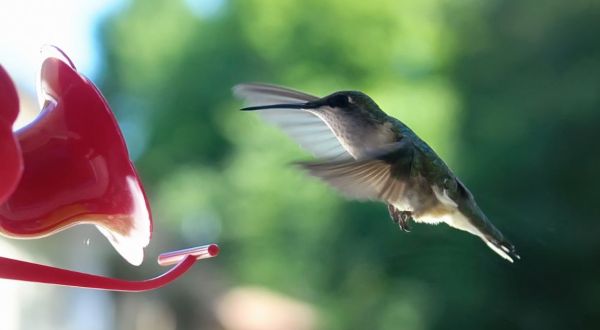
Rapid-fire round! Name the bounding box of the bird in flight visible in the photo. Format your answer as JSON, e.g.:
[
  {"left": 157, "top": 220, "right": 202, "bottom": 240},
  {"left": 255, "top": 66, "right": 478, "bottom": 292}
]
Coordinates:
[{"left": 234, "top": 83, "right": 519, "bottom": 262}]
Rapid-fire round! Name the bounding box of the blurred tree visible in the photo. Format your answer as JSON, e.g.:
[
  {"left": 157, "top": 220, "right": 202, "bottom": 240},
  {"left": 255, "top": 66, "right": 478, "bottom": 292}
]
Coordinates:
[{"left": 99, "top": 0, "right": 600, "bottom": 329}]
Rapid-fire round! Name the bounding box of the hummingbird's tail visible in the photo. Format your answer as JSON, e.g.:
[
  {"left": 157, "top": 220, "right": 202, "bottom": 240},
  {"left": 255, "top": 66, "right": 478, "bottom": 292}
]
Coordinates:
[
  {"left": 446, "top": 208, "right": 520, "bottom": 262},
  {"left": 481, "top": 235, "right": 520, "bottom": 263}
]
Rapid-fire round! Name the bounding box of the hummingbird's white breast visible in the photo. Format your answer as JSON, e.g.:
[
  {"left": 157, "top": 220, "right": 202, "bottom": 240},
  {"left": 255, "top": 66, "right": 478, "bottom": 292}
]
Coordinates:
[{"left": 394, "top": 184, "right": 488, "bottom": 249}]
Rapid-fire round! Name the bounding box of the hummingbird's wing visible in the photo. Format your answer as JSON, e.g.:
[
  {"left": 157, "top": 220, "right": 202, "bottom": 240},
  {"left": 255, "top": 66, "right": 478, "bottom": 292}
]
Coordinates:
[
  {"left": 296, "top": 141, "right": 414, "bottom": 203},
  {"left": 233, "top": 83, "right": 351, "bottom": 160}
]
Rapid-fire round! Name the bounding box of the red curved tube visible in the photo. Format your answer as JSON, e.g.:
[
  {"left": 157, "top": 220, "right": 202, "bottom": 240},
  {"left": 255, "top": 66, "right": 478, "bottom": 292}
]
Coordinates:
[{"left": 0, "top": 244, "right": 219, "bottom": 292}]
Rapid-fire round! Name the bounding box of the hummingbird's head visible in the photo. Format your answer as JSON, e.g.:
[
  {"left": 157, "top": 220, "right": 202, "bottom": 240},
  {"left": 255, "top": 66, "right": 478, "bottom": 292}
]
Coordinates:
[
  {"left": 237, "top": 84, "right": 394, "bottom": 159},
  {"left": 241, "top": 90, "right": 387, "bottom": 122},
  {"left": 321, "top": 91, "right": 385, "bottom": 117},
  {"left": 320, "top": 91, "right": 375, "bottom": 109}
]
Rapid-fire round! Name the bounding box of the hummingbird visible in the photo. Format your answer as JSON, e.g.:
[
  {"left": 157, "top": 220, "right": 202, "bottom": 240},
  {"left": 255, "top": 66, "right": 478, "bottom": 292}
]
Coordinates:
[{"left": 234, "top": 83, "right": 519, "bottom": 262}]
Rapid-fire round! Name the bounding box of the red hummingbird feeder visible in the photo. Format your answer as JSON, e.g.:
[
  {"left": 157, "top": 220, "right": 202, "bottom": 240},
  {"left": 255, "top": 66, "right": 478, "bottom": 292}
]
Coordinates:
[{"left": 0, "top": 46, "right": 219, "bottom": 291}]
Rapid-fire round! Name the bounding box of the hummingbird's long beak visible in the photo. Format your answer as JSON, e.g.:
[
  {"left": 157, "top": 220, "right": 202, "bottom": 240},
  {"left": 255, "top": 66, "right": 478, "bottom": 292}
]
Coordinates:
[{"left": 240, "top": 101, "right": 321, "bottom": 111}]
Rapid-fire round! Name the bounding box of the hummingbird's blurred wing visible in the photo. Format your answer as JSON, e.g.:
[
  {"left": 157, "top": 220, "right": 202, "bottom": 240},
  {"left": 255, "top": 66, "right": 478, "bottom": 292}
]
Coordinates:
[
  {"left": 233, "top": 83, "right": 351, "bottom": 160},
  {"left": 296, "top": 142, "right": 414, "bottom": 203}
]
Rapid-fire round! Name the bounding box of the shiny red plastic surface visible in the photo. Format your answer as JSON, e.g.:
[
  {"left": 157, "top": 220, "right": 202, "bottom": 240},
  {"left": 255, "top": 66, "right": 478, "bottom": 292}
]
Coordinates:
[
  {"left": 0, "top": 49, "right": 152, "bottom": 265},
  {"left": 0, "top": 66, "right": 23, "bottom": 204},
  {"left": 0, "top": 47, "right": 220, "bottom": 291}
]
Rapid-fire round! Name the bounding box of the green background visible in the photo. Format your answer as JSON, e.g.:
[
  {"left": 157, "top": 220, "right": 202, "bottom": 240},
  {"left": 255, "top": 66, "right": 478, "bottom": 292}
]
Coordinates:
[{"left": 97, "top": 0, "right": 600, "bottom": 328}]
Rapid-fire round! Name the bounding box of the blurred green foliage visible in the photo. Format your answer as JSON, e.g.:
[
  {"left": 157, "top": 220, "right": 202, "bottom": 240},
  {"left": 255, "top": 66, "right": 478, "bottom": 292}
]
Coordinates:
[{"left": 99, "top": 0, "right": 600, "bottom": 329}]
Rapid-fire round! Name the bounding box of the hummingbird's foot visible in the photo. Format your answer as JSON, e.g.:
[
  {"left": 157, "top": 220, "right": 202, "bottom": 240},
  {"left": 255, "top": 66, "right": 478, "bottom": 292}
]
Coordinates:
[
  {"left": 387, "top": 205, "right": 412, "bottom": 232},
  {"left": 398, "top": 211, "right": 412, "bottom": 232}
]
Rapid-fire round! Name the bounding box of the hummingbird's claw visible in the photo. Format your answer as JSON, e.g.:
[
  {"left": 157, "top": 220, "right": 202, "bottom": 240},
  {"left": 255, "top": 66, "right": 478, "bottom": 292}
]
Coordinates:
[
  {"left": 399, "top": 211, "right": 412, "bottom": 232},
  {"left": 388, "top": 205, "right": 412, "bottom": 232}
]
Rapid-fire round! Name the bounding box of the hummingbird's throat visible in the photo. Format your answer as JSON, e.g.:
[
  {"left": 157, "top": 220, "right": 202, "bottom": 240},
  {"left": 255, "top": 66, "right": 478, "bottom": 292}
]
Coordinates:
[{"left": 313, "top": 108, "right": 396, "bottom": 159}]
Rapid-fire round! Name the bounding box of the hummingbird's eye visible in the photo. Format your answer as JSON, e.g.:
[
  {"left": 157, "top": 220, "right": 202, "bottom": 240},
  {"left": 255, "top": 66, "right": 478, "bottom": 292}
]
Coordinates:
[{"left": 328, "top": 94, "right": 350, "bottom": 108}]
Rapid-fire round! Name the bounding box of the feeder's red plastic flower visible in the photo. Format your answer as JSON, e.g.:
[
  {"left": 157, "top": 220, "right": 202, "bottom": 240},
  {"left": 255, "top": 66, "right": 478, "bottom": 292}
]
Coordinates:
[
  {"left": 0, "top": 66, "right": 22, "bottom": 204},
  {"left": 0, "top": 48, "right": 151, "bottom": 265},
  {"left": 0, "top": 47, "right": 219, "bottom": 291}
]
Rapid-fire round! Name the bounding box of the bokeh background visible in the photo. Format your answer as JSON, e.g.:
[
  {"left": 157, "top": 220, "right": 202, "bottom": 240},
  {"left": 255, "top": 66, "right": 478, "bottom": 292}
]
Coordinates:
[{"left": 1, "top": 0, "right": 600, "bottom": 329}]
